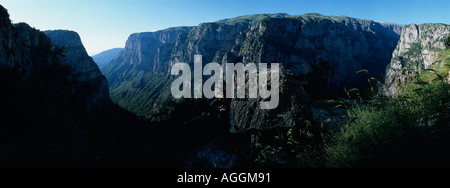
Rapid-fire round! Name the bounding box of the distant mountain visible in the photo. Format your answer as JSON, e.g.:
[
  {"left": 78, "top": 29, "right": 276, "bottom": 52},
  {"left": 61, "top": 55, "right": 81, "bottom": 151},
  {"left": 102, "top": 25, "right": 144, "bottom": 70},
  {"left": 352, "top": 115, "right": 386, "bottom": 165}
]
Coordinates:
[
  {"left": 92, "top": 48, "right": 123, "bottom": 68},
  {"left": 102, "top": 13, "right": 403, "bottom": 131}
]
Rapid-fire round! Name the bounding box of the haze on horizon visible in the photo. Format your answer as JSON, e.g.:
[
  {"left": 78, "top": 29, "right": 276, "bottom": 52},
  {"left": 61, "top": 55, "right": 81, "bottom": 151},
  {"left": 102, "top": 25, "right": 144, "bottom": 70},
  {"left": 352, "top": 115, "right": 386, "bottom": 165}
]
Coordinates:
[{"left": 1, "top": 0, "right": 449, "bottom": 55}]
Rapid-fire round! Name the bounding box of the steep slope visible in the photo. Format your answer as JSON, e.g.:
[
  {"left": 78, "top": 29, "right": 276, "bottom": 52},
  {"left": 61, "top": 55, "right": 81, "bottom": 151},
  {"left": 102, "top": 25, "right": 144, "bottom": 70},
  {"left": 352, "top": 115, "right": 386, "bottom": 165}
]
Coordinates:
[
  {"left": 0, "top": 6, "right": 137, "bottom": 167},
  {"left": 102, "top": 27, "right": 194, "bottom": 116},
  {"left": 92, "top": 48, "right": 123, "bottom": 68},
  {"left": 103, "top": 13, "right": 402, "bottom": 131},
  {"left": 384, "top": 24, "right": 450, "bottom": 96},
  {"left": 45, "top": 30, "right": 114, "bottom": 112}
]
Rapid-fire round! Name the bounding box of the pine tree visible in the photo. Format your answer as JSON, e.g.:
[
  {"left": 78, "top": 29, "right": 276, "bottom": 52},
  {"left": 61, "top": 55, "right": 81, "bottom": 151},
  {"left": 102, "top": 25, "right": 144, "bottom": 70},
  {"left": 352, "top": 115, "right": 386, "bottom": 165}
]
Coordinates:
[{"left": 445, "top": 35, "right": 450, "bottom": 49}]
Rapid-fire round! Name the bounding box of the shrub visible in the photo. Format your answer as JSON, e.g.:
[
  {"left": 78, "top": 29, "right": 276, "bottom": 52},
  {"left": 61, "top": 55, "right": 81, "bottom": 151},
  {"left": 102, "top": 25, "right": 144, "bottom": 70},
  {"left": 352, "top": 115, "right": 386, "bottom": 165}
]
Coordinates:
[
  {"left": 326, "top": 77, "right": 450, "bottom": 167},
  {"left": 254, "top": 125, "right": 328, "bottom": 168}
]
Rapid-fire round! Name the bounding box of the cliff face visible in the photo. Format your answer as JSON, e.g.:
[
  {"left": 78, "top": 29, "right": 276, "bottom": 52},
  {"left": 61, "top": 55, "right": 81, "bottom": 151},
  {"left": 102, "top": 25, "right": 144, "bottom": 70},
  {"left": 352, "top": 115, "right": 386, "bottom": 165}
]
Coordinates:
[
  {"left": 103, "top": 13, "right": 402, "bottom": 131},
  {"left": 230, "top": 15, "right": 402, "bottom": 131},
  {"left": 45, "top": 30, "right": 113, "bottom": 112},
  {"left": 236, "top": 15, "right": 402, "bottom": 95},
  {"left": 384, "top": 24, "right": 450, "bottom": 96},
  {"left": 103, "top": 27, "right": 193, "bottom": 88},
  {"left": 0, "top": 6, "right": 136, "bottom": 166}
]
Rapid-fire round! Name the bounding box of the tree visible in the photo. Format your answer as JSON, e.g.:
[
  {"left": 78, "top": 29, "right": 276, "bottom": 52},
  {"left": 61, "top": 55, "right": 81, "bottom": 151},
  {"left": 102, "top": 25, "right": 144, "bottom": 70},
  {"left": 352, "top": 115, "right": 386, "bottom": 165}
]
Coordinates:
[{"left": 445, "top": 35, "right": 450, "bottom": 49}]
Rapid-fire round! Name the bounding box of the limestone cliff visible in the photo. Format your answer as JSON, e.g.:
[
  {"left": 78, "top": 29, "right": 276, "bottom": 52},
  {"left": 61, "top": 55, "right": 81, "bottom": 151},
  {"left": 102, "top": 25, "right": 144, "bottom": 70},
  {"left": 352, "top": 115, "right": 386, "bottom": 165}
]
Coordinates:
[
  {"left": 230, "top": 14, "right": 402, "bottom": 131},
  {"left": 384, "top": 24, "right": 450, "bottom": 96},
  {"left": 103, "top": 13, "right": 402, "bottom": 131}
]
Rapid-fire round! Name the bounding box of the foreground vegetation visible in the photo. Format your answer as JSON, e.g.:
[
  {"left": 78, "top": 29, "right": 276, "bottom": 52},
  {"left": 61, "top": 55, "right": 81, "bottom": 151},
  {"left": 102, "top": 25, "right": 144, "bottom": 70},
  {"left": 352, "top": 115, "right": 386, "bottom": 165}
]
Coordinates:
[
  {"left": 256, "top": 48, "right": 450, "bottom": 168},
  {"left": 327, "top": 79, "right": 449, "bottom": 167}
]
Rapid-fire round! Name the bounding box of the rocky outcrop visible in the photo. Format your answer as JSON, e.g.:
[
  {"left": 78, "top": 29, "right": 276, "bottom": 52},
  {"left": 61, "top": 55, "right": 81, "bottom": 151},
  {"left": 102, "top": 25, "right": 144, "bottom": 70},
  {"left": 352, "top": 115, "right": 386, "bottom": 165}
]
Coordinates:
[
  {"left": 384, "top": 24, "right": 450, "bottom": 96},
  {"left": 103, "top": 13, "right": 402, "bottom": 131}
]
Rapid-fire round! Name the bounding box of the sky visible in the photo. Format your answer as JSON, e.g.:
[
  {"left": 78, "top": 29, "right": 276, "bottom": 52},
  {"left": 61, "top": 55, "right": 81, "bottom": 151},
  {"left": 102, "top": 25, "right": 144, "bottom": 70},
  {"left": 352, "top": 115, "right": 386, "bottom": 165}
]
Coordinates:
[{"left": 1, "top": 0, "right": 449, "bottom": 55}]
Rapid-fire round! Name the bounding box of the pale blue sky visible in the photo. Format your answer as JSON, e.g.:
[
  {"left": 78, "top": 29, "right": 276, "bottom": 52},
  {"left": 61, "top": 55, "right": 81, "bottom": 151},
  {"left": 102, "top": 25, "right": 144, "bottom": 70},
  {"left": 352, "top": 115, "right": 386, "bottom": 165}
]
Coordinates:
[{"left": 1, "top": 0, "right": 449, "bottom": 55}]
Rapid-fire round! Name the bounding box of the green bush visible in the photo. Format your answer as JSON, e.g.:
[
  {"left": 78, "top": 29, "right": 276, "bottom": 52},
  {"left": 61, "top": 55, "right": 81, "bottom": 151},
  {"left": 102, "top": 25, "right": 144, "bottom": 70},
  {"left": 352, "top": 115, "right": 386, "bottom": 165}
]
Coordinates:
[
  {"left": 326, "top": 77, "right": 450, "bottom": 167},
  {"left": 254, "top": 124, "right": 327, "bottom": 168}
]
